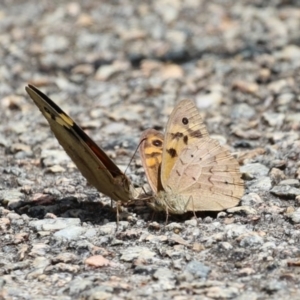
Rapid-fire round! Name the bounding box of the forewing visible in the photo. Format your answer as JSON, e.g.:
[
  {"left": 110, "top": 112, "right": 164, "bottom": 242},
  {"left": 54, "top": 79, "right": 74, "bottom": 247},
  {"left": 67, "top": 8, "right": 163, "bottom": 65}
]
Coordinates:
[
  {"left": 25, "top": 84, "right": 134, "bottom": 202},
  {"left": 161, "top": 99, "right": 209, "bottom": 187}
]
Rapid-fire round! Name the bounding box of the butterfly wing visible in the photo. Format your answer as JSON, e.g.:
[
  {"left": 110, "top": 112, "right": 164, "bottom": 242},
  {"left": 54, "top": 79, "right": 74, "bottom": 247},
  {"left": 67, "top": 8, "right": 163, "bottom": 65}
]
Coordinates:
[
  {"left": 25, "top": 84, "right": 135, "bottom": 202},
  {"left": 160, "top": 99, "right": 209, "bottom": 187},
  {"left": 164, "top": 137, "right": 244, "bottom": 211},
  {"left": 139, "top": 129, "right": 164, "bottom": 194}
]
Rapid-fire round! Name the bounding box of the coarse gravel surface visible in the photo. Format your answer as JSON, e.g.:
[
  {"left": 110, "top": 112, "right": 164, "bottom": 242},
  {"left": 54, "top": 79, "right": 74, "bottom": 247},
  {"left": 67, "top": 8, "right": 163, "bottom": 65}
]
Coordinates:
[{"left": 1, "top": 0, "right": 300, "bottom": 299}]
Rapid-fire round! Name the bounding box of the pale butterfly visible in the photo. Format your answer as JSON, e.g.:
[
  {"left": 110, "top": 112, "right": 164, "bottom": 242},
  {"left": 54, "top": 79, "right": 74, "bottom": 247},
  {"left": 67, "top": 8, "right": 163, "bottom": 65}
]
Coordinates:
[{"left": 139, "top": 99, "right": 244, "bottom": 214}]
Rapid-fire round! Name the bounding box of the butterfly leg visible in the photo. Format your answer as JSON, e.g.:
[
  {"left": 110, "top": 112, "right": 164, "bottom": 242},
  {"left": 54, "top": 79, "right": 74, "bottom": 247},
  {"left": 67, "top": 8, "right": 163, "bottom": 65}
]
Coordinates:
[
  {"left": 115, "top": 200, "right": 121, "bottom": 231},
  {"left": 187, "top": 196, "right": 197, "bottom": 221},
  {"left": 149, "top": 209, "right": 156, "bottom": 222},
  {"left": 165, "top": 208, "right": 169, "bottom": 225},
  {"left": 141, "top": 185, "right": 152, "bottom": 196}
]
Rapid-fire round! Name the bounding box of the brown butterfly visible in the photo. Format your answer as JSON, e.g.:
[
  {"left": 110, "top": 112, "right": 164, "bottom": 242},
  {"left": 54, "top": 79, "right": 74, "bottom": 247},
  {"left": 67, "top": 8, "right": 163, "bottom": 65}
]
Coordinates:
[
  {"left": 25, "top": 85, "right": 137, "bottom": 203},
  {"left": 139, "top": 99, "right": 244, "bottom": 214}
]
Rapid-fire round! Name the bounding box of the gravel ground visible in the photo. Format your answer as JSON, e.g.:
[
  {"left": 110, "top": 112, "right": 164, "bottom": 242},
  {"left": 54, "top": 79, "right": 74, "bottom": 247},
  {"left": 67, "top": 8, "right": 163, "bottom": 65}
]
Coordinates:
[{"left": 1, "top": 0, "right": 300, "bottom": 299}]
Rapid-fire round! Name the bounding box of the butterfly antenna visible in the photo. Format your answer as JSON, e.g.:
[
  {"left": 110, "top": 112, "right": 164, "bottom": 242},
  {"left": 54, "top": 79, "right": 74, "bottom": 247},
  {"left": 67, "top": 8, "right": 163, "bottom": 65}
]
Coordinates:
[{"left": 123, "top": 139, "right": 145, "bottom": 176}]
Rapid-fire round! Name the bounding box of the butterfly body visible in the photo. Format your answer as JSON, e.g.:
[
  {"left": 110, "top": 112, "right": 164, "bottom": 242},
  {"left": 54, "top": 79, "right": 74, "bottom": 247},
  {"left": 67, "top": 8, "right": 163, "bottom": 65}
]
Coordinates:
[
  {"left": 151, "top": 192, "right": 188, "bottom": 214},
  {"left": 140, "top": 100, "right": 244, "bottom": 214},
  {"left": 26, "top": 85, "right": 136, "bottom": 203}
]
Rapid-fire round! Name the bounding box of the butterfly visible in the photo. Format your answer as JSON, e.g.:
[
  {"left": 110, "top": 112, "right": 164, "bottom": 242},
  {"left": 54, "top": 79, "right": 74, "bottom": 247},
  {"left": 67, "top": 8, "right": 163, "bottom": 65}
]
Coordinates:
[
  {"left": 25, "top": 84, "right": 137, "bottom": 203},
  {"left": 139, "top": 99, "right": 244, "bottom": 214}
]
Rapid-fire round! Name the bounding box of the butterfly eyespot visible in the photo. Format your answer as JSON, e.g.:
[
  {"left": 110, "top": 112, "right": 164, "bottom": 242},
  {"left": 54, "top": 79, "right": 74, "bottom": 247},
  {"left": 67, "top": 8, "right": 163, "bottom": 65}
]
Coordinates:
[
  {"left": 191, "top": 154, "right": 194, "bottom": 158},
  {"left": 153, "top": 139, "right": 163, "bottom": 147},
  {"left": 182, "top": 117, "right": 189, "bottom": 125}
]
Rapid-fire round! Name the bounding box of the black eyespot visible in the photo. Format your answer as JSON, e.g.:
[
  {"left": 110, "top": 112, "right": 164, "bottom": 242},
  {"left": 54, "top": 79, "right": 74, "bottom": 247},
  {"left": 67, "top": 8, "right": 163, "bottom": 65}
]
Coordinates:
[
  {"left": 153, "top": 139, "right": 163, "bottom": 147},
  {"left": 182, "top": 117, "right": 188, "bottom": 125},
  {"left": 191, "top": 154, "right": 194, "bottom": 158}
]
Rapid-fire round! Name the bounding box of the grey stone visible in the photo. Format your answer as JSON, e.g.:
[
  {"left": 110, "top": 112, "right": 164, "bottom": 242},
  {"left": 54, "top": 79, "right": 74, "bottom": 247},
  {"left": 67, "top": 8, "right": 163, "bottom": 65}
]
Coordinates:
[
  {"left": 196, "top": 89, "right": 223, "bottom": 109},
  {"left": 41, "top": 149, "right": 70, "bottom": 167},
  {"left": 278, "top": 45, "right": 300, "bottom": 61},
  {"left": 0, "top": 189, "right": 24, "bottom": 203},
  {"left": 172, "top": 259, "right": 182, "bottom": 270},
  {"left": 184, "top": 219, "right": 198, "bottom": 227},
  {"left": 32, "top": 257, "right": 51, "bottom": 269},
  {"left": 239, "top": 235, "right": 264, "bottom": 248},
  {"left": 184, "top": 261, "right": 211, "bottom": 279},
  {"left": 102, "top": 122, "right": 131, "bottom": 135},
  {"left": 217, "top": 211, "right": 227, "bottom": 218},
  {"left": 251, "top": 177, "right": 272, "bottom": 191},
  {"left": 165, "top": 249, "right": 185, "bottom": 259},
  {"left": 81, "top": 287, "right": 113, "bottom": 300},
  {"left": 261, "top": 242, "right": 276, "bottom": 250},
  {"left": 69, "top": 278, "right": 93, "bottom": 295},
  {"left": 206, "top": 286, "right": 239, "bottom": 299},
  {"left": 121, "top": 246, "right": 156, "bottom": 262},
  {"left": 98, "top": 221, "right": 130, "bottom": 235},
  {"left": 231, "top": 103, "right": 256, "bottom": 120},
  {"left": 279, "top": 179, "right": 300, "bottom": 187},
  {"left": 98, "top": 222, "right": 117, "bottom": 235},
  {"left": 235, "top": 292, "right": 259, "bottom": 300},
  {"left": 286, "top": 113, "right": 300, "bottom": 123},
  {"left": 288, "top": 208, "right": 300, "bottom": 223},
  {"left": 227, "top": 206, "right": 257, "bottom": 215},
  {"left": 53, "top": 226, "right": 86, "bottom": 241},
  {"left": 153, "top": 268, "right": 175, "bottom": 280},
  {"left": 26, "top": 268, "right": 45, "bottom": 279},
  {"left": 3, "top": 166, "right": 23, "bottom": 176},
  {"left": 263, "top": 112, "right": 285, "bottom": 127},
  {"left": 166, "top": 222, "right": 183, "bottom": 231},
  {"left": 241, "top": 193, "right": 263, "bottom": 206},
  {"left": 110, "top": 238, "right": 124, "bottom": 246},
  {"left": 43, "top": 188, "right": 62, "bottom": 197},
  {"left": 219, "top": 242, "right": 233, "bottom": 251},
  {"left": 263, "top": 280, "right": 286, "bottom": 293},
  {"left": 225, "top": 224, "right": 249, "bottom": 239},
  {"left": 134, "top": 265, "right": 156, "bottom": 275},
  {"left": 0, "top": 134, "right": 8, "bottom": 147},
  {"left": 205, "top": 232, "right": 224, "bottom": 246},
  {"left": 240, "top": 163, "right": 269, "bottom": 179},
  {"left": 52, "top": 252, "right": 78, "bottom": 264},
  {"left": 7, "top": 212, "right": 21, "bottom": 220},
  {"left": 270, "top": 185, "right": 300, "bottom": 198},
  {"left": 2, "top": 261, "right": 31, "bottom": 273},
  {"left": 151, "top": 279, "right": 176, "bottom": 291},
  {"left": 203, "top": 216, "right": 213, "bottom": 223},
  {"left": 43, "top": 35, "right": 69, "bottom": 52},
  {"left": 29, "top": 218, "right": 81, "bottom": 231},
  {"left": 84, "top": 228, "right": 97, "bottom": 238}
]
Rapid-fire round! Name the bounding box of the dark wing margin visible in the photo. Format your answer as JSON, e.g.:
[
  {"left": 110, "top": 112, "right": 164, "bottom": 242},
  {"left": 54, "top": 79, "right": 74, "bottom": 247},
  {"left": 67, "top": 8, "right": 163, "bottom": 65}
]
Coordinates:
[{"left": 26, "top": 84, "right": 123, "bottom": 178}]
